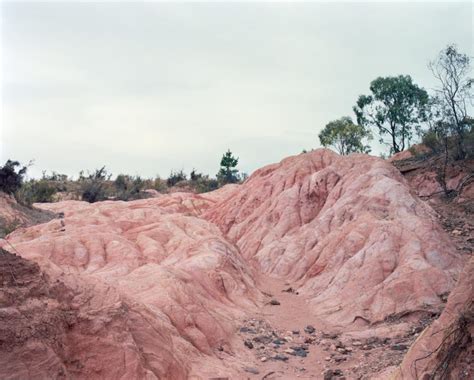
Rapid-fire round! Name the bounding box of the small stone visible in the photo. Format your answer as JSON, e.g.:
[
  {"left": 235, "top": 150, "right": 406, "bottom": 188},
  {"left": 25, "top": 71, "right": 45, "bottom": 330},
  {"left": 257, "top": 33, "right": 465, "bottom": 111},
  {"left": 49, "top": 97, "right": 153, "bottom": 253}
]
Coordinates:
[
  {"left": 244, "top": 340, "right": 254, "bottom": 349},
  {"left": 351, "top": 340, "right": 362, "bottom": 346},
  {"left": 292, "top": 330, "right": 300, "bottom": 335},
  {"left": 270, "top": 299, "right": 281, "bottom": 305},
  {"left": 391, "top": 344, "right": 408, "bottom": 351},
  {"left": 273, "top": 354, "right": 289, "bottom": 361},
  {"left": 243, "top": 367, "right": 259, "bottom": 375},
  {"left": 333, "top": 356, "right": 346, "bottom": 363},
  {"left": 253, "top": 335, "right": 273, "bottom": 344},
  {"left": 292, "top": 349, "right": 308, "bottom": 358},
  {"left": 304, "top": 325, "right": 316, "bottom": 334},
  {"left": 260, "top": 356, "right": 268, "bottom": 362},
  {"left": 323, "top": 369, "right": 344, "bottom": 380}
]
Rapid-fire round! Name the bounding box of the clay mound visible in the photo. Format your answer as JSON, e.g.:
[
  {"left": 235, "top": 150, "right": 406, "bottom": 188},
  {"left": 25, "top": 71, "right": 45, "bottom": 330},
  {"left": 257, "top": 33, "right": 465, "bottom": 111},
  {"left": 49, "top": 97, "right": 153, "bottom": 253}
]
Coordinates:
[
  {"left": 395, "top": 257, "right": 473, "bottom": 379},
  {"left": 205, "top": 149, "right": 462, "bottom": 327},
  {"left": 2, "top": 196, "right": 260, "bottom": 379},
  {"left": 0, "top": 248, "right": 191, "bottom": 379}
]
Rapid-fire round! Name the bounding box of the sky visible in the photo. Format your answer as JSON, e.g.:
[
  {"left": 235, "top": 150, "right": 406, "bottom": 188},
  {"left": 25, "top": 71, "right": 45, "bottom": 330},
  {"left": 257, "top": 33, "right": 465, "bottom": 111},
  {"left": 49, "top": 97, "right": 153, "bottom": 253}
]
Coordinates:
[{"left": 1, "top": 1, "right": 472, "bottom": 179}]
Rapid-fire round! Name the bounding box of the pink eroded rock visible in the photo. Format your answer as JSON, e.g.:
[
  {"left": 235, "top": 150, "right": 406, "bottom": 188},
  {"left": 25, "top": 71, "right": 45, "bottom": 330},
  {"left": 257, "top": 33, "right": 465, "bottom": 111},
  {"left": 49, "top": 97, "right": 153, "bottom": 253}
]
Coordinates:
[
  {"left": 0, "top": 249, "right": 190, "bottom": 379},
  {"left": 205, "top": 149, "right": 462, "bottom": 327},
  {"left": 394, "top": 257, "right": 473, "bottom": 380},
  {"left": 0, "top": 148, "right": 465, "bottom": 378},
  {"left": 2, "top": 195, "right": 259, "bottom": 379}
]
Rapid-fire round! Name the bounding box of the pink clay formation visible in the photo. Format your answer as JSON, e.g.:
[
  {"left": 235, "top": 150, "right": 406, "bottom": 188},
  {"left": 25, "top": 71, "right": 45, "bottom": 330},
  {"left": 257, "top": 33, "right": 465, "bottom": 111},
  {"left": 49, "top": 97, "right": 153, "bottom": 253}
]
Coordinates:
[{"left": 0, "top": 149, "right": 466, "bottom": 379}]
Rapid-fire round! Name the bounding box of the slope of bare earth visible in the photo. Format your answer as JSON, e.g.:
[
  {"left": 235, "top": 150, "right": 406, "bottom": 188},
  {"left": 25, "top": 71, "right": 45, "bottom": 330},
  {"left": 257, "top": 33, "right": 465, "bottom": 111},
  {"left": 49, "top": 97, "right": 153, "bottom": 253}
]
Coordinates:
[
  {"left": 394, "top": 257, "right": 473, "bottom": 380},
  {"left": 389, "top": 151, "right": 474, "bottom": 380},
  {"left": 0, "top": 149, "right": 467, "bottom": 379},
  {"left": 0, "top": 193, "right": 56, "bottom": 238}
]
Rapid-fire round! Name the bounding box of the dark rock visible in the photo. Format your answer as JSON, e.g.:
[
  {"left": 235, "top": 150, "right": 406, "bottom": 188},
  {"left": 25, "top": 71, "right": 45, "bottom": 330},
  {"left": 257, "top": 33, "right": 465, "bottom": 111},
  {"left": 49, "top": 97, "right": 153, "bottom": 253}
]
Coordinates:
[
  {"left": 304, "top": 325, "right": 315, "bottom": 334},
  {"left": 243, "top": 367, "right": 259, "bottom": 375},
  {"left": 269, "top": 299, "right": 280, "bottom": 305},
  {"left": 272, "top": 354, "right": 289, "bottom": 361},
  {"left": 290, "top": 345, "right": 309, "bottom": 351},
  {"left": 292, "top": 330, "right": 300, "bottom": 335},
  {"left": 333, "top": 356, "right": 346, "bottom": 363},
  {"left": 239, "top": 327, "right": 255, "bottom": 334},
  {"left": 366, "top": 337, "right": 379, "bottom": 345},
  {"left": 253, "top": 335, "right": 273, "bottom": 344},
  {"left": 244, "top": 340, "right": 254, "bottom": 349},
  {"left": 273, "top": 338, "right": 286, "bottom": 345},
  {"left": 391, "top": 344, "right": 408, "bottom": 351},
  {"left": 323, "top": 369, "right": 344, "bottom": 379},
  {"left": 323, "top": 333, "right": 339, "bottom": 339},
  {"left": 291, "top": 349, "right": 308, "bottom": 358}
]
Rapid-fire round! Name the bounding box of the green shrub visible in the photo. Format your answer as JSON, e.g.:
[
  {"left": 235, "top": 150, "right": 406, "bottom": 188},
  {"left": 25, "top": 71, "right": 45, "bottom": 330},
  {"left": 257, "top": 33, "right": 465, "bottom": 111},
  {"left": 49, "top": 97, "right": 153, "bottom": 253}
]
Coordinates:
[
  {"left": 193, "top": 176, "right": 218, "bottom": 193},
  {"left": 16, "top": 179, "right": 57, "bottom": 205},
  {"left": 152, "top": 176, "right": 168, "bottom": 193},
  {"left": 79, "top": 167, "right": 110, "bottom": 203},
  {"left": 0, "top": 160, "right": 27, "bottom": 195},
  {"left": 167, "top": 170, "right": 187, "bottom": 187},
  {"left": 422, "top": 130, "right": 443, "bottom": 153},
  {"left": 0, "top": 217, "right": 21, "bottom": 238},
  {"left": 114, "top": 174, "right": 145, "bottom": 200}
]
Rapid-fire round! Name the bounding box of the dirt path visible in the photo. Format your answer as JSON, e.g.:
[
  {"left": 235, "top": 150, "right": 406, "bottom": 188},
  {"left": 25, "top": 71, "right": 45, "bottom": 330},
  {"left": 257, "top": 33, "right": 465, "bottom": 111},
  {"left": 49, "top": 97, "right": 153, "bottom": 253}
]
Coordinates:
[
  {"left": 226, "top": 275, "right": 420, "bottom": 380},
  {"left": 230, "top": 276, "right": 330, "bottom": 379}
]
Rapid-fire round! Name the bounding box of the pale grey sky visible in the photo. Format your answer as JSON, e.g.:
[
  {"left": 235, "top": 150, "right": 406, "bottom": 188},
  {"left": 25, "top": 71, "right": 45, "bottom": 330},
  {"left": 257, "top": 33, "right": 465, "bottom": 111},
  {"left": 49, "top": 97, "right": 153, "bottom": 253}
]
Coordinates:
[{"left": 1, "top": 1, "right": 472, "bottom": 178}]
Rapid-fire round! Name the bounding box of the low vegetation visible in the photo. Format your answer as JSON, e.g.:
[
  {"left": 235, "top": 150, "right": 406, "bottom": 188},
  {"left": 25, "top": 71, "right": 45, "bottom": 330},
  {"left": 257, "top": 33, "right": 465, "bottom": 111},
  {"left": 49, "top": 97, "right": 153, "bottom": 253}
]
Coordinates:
[{"left": 0, "top": 149, "right": 244, "bottom": 205}]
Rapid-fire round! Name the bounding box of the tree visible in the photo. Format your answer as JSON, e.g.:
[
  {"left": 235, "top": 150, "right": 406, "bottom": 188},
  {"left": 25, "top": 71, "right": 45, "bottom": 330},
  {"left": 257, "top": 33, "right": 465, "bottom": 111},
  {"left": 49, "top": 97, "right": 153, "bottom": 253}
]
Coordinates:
[
  {"left": 217, "top": 149, "right": 239, "bottom": 185},
  {"left": 318, "top": 116, "right": 371, "bottom": 155},
  {"left": 429, "top": 44, "right": 473, "bottom": 159},
  {"left": 0, "top": 160, "right": 28, "bottom": 195},
  {"left": 354, "top": 75, "right": 429, "bottom": 154}
]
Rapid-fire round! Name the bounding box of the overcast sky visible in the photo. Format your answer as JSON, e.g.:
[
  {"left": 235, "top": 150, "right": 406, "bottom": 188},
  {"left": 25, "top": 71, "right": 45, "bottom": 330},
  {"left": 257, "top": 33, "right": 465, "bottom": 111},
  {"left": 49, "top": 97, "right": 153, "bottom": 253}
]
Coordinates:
[{"left": 1, "top": 1, "right": 472, "bottom": 178}]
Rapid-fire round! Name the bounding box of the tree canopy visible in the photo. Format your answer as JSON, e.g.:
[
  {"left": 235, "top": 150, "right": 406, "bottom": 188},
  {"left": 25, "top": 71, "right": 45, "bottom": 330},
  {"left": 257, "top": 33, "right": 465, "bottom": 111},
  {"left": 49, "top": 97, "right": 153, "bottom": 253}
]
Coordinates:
[
  {"left": 217, "top": 150, "right": 239, "bottom": 185},
  {"left": 353, "top": 75, "right": 429, "bottom": 154},
  {"left": 0, "top": 160, "right": 28, "bottom": 195},
  {"left": 319, "top": 116, "right": 371, "bottom": 155},
  {"left": 429, "top": 44, "right": 473, "bottom": 158}
]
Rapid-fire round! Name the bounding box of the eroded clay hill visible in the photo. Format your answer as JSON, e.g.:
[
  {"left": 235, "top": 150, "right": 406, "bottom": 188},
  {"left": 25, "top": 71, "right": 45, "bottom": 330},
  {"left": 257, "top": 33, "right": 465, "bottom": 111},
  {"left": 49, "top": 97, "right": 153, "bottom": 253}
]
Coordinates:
[
  {"left": 0, "top": 149, "right": 467, "bottom": 379},
  {"left": 205, "top": 150, "right": 462, "bottom": 327}
]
